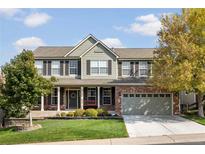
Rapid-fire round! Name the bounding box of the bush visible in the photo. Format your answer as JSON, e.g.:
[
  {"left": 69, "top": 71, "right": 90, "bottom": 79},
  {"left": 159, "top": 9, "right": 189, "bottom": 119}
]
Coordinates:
[
  {"left": 85, "top": 109, "right": 98, "bottom": 117},
  {"left": 60, "top": 112, "right": 67, "bottom": 117},
  {"left": 74, "top": 109, "right": 85, "bottom": 117},
  {"left": 66, "top": 112, "right": 74, "bottom": 117},
  {"left": 96, "top": 108, "right": 109, "bottom": 116},
  {"left": 56, "top": 113, "right": 61, "bottom": 117}
]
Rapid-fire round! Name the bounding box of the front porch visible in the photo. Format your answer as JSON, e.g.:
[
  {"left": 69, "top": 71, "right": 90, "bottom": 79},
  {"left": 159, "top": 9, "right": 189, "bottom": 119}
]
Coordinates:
[{"left": 33, "top": 86, "right": 115, "bottom": 113}]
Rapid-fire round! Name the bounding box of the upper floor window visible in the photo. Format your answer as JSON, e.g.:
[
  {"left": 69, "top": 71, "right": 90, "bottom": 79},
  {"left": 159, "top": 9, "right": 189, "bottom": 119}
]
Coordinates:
[
  {"left": 139, "top": 61, "right": 148, "bottom": 77},
  {"left": 52, "top": 61, "right": 60, "bottom": 76},
  {"left": 69, "top": 60, "right": 78, "bottom": 75},
  {"left": 35, "top": 61, "right": 43, "bottom": 75},
  {"left": 90, "top": 60, "right": 108, "bottom": 75},
  {"left": 122, "top": 62, "right": 131, "bottom": 76}
]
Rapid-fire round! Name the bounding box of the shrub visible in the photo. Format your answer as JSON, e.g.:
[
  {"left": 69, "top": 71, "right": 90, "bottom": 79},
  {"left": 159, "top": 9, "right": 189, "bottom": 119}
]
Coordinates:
[
  {"left": 96, "top": 108, "right": 109, "bottom": 116},
  {"left": 60, "top": 112, "right": 67, "bottom": 117},
  {"left": 67, "top": 112, "right": 74, "bottom": 117},
  {"left": 85, "top": 109, "right": 98, "bottom": 117},
  {"left": 74, "top": 109, "right": 85, "bottom": 117},
  {"left": 56, "top": 113, "right": 61, "bottom": 117}
]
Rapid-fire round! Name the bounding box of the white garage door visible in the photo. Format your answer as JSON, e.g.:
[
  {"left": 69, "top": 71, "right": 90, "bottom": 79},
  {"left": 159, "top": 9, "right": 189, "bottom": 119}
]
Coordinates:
[{"left": 122, "top": 93, "right": 172, "bottom": 115}]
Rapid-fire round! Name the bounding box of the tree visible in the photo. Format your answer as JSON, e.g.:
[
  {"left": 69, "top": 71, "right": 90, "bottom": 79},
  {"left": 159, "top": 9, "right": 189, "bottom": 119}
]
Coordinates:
[
  {"left": 150, "top": 9, "right": 205, "bottom": 117},
  {"left": 0, "top": 50, "right": 56, "bottom": 120}
]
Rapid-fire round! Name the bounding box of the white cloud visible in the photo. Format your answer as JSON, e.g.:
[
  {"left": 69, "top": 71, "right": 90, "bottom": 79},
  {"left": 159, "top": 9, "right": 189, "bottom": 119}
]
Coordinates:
[
  {"left": 24, "top": 12, "right": 52, "bottom": 28},
  {"left": 0, "top": 8, "right": 22, "bottom": 17},
  {"left": 114, "top": 14, "right": 161, "bottom": 36},
  {"left": 102, "top": 38, "right": 124, "bottom": 48},
  {"left": 13, "top": 37, "right": 46, "bottom": 51}
]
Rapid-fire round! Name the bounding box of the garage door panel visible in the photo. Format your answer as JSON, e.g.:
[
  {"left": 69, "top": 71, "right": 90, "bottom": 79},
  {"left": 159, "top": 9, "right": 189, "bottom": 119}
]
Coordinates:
[{"left": 122, "top": 94, "right": 172, "bottom": 115}]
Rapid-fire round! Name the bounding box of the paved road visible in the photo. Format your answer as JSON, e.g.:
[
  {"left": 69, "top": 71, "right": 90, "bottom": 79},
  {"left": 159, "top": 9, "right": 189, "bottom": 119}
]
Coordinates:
[
  {"left": 29, "top": 133, "right": 205, "bottom": 145},
  {"left": 123, "top": 115, "right": 205, "bottom": 137}
]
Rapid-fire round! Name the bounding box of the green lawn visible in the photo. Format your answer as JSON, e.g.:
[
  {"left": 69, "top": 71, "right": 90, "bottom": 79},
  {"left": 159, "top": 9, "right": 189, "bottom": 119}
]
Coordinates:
[
  {"left": 0, "top": 119, "right": 128, "bottom": 144},
  {"left": 182, "top": 114, "right": 205, "bottom": 125}
]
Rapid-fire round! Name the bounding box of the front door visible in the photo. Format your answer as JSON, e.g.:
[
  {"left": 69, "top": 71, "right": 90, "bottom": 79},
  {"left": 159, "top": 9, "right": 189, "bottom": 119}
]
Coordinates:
[{"left": 69, "top": 90, "right": 78, "bottom": 109}]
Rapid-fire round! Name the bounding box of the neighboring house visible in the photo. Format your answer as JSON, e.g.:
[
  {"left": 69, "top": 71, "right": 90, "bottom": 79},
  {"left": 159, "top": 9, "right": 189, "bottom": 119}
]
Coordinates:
[{"left": 33, "top": 34, "right": 180, "bottom": 117}]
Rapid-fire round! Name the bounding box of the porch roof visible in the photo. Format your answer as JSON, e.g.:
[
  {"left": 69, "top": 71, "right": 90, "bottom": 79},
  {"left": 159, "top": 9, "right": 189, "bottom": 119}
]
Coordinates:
[{"left": 54, "top": 78, "right": 148, "bottom": 86}]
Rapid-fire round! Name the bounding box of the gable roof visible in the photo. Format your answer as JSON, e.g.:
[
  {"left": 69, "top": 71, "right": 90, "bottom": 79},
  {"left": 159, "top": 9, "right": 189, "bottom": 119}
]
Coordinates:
[
  {"left": 80, "top": 41, "right": 119, "bottom": 58},
  {"left": 33, "top": 46, "right": 74, "bottom": 58},
  {"left": 64, "top": 34, "right": 98, "bottom": 57}
]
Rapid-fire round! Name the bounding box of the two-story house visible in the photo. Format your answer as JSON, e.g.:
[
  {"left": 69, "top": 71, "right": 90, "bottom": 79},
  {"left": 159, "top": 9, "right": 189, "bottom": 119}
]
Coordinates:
[{"left": 33, "top": 34, "right": 180, "bottom": 117}]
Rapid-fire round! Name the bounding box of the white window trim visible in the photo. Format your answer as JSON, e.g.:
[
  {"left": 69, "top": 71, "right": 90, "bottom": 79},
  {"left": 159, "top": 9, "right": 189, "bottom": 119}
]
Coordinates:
[
  {"left": 69, "top": 60, "right": 78, "bottom": 76},
  {"left": 87, "top": 88, "right": 97, "bottom": 105},
  {"left": 90, "top": 60, "right": 108, "bottom": 76},
  {"left": 139, "top": 61, "right": 148, "bottom": 77},
  {"left": 122, "top": 61, "right": 131, "bottom": 77},
  {"left": 35, "top": 60, "right": 43, "bottom": 75},
  {"left": 51, "top": 88, "right": 58, "bottom": 105},
  {"left": 102, "top": 88, "right": 112, "bottom": 105},
  {"left": 51, "top": 61, "right": 60, "bottom": 76}
]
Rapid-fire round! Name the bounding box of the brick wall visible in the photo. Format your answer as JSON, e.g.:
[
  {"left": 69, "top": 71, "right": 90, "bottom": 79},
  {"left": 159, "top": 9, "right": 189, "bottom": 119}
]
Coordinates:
[{"left": 115, "top": 86, "right": 180, "bottom": 115}]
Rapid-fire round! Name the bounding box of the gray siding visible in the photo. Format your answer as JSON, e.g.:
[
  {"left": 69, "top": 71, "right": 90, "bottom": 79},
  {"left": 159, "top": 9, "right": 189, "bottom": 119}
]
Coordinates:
[
  {"left": 81, "top": 43, "right": 117, "bottom": 79},
  {"left": 69, "top": 37, "right": 97, "bottom": 57}
]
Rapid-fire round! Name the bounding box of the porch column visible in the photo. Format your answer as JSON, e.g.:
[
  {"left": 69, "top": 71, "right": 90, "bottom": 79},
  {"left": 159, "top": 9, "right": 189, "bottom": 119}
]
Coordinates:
[
  {"left": 97, "top": 86, "right": 100, "bottom": 108},
  {"left": 57, "top": 87, "right": 60, "bottom": 111},
  {"left": 80, "top": 86, "right": 84, "bottom": 109},
  {"left": 41, "top": 95, "right": 44, "bottom": 111}
]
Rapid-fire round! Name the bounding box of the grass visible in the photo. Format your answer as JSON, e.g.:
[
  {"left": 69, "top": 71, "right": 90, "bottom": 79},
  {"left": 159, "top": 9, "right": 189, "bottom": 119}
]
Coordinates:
[
  {"left": 0, "top": 119, "right": 128, "bottom": 145},
  {"left": 182, "top": 112, "right": 205, "bottom": 125}
]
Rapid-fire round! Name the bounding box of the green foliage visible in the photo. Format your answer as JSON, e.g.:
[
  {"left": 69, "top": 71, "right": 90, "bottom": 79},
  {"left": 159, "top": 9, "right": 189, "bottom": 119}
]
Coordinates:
[
  {"left": 150, "top": 9, "right": 205, "bottom": 117},
  {"left": 85, "top": 109, "right": 98, "bottom": 117},
  {"left": 60, "top": 112, "right": 66, "bottom": 117},
  {"left": 0, "top": 50, "right": 55, "bottom": 118},
  {"left": 74, "top": 109, "right": 85, "bottom": 117},
  {"left": 96, "top": 108, "right": 109, "bottom": 116},
  {"left": 66, "top": 112, "right": 74, "bottom": 117}
]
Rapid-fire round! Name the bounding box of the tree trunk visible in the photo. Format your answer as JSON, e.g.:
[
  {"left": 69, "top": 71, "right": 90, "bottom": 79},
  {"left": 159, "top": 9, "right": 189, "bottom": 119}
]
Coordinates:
[
  {"left": 29, "top": 111, "right": 33, "bottom": 127},
  {"left": 197, "top": 93, "right": 204, "bottom": 117}
]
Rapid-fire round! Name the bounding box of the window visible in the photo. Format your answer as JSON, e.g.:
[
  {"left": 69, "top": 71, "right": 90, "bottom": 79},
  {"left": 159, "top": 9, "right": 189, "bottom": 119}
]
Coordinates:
[
  {"left": 35, "top": 61, "right": 43, "bottom": 75},
  {"left": 69, "top": 60, "right": 78, "bottom": 75},
  {"left": 154, "top": 94, "right": 158, "bottom": 97},
  {"left": 90, "top": 60, "right": 108, "bottom": 75},
  {"left": 103, "top": 88, "right": 112, "bottom": 105},
  {"left": 136, "top": 94, "right": 140, "bottom": 97},
  {"left": 141, "top": 94, "right": 146, "bottom": 97},
  {"left": 139, "top": 61, "right": 148, "bottom": 77},
  {"left": 51, "top": 88, "right": 58, "bottom": 105},
  {"left": 122, "top": 62, "right": 131, "bottom": 76},
  {"left": 123, "top": 94, "right": 128, "bottom": 97},
  {"left": 148, "top": 94, "right": 152, "bottom": 97},
  {"left": 87, "top": 88, "right": 96, "bottom": 105},
  {"left": 166, "top": 94, "right": 171, "bottom": 97},
  {"left": 160, "top": 94, "right": 165, "bottom": 97},
  {"left": 52, "top": 61, "right": 60, "bottom": 75},
  {"left": 129, "top": 94, "right": 134, "bottom": 97}
]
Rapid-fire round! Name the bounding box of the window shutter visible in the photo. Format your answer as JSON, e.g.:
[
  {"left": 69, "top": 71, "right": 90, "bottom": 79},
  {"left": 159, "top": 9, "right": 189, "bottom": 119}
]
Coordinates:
[
  {"left": 43, "top": 61, "right": 47, "bottom": 76},
  {"left": 108, "top": 60, "right": 112, "bottom": 75},
  {"left": 118, "top": 61, "right": 122, "bottom": 76},
  {"left": 148, "top": 61, "right": 152, "bottom": 76},
  {"left": 78, "top": 60, "right": 81, "bottom": 76},
  {"left": 130, "top": 62, "right": 134, "bottom": 76},
  {"left": 48, "top": 61, "right": 51, "bottom": 76},
  {"left": 65, "top": 61, "right": 69, "bottom": 75},
  {"left": 87, "top": 60, "right": 90, "bottom": 75},
  {"left": 60, "top": 88, "right": 64, "bottom": 105},
  {"left": 48, "top": 94, "right": 51, "bottom": 105},
  {"left": 135, "top": 61, "right": 139, "bottom": 77},
  {"left": 60, "top": 61, "right": 64, "bottom": 76}
]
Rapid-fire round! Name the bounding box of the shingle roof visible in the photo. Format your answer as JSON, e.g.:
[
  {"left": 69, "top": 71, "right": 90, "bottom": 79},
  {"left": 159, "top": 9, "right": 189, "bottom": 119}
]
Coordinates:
[
  {"left": 33, "top": 46, "right": 74, "bottom": 58},
  {"left": 53, "top": 78, "right": 148, "bottom": 86},
  {"left": 113, "top": 48, "right": 154, "bottom": 59},
  {"left": 33, "top": 46, "right": 155, "bottom": 59}
]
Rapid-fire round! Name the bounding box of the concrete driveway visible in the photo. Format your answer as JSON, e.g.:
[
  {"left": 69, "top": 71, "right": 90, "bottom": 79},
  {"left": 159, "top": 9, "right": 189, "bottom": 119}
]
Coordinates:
[{"left": 123, "top": 115, "right": 205, "bottom": 137}]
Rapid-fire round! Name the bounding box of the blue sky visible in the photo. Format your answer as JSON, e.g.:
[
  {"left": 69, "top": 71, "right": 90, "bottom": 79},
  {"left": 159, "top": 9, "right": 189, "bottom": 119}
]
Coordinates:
[{"left": 0, "top": 8, "right": 180, "bottom": 66}]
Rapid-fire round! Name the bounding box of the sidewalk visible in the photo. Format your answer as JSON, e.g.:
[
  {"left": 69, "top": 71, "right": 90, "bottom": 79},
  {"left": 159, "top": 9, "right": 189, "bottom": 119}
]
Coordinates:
[{"left": 31, "top": 133, "right": 205, "bottom": 145}]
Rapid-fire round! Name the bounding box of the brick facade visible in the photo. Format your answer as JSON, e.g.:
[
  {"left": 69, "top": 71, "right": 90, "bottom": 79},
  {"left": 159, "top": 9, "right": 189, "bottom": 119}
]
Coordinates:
[{"left": 115, "top": 86, "right": 180, "bottom": 115}]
